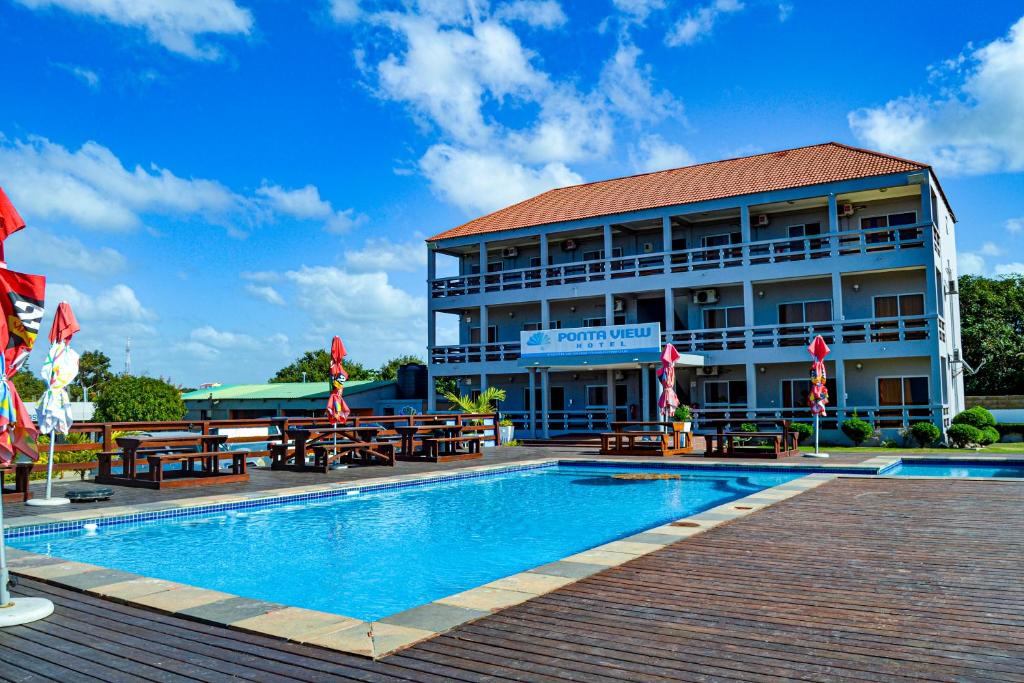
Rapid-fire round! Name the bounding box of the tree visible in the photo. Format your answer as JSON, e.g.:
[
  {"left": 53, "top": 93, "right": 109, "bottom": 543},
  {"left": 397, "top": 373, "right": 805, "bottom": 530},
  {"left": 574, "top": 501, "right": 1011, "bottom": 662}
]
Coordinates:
[
  {"left": 69, "top": 350, "right": 114, "bottom": 401},
  {"left": 11, "top": 369, "right": 46, "bottom": 402},
  {"left": 377, "top": 355, "right": 424, "bottom": 381},
  {"left": 94, "top": 375, "right": 186, "bottom": 422},
  {"left": 958, "top": 275, "right": 1024, "bottom": 394},
  {"left": 269, "top": 349, "right": 376, "bottom": 383}
]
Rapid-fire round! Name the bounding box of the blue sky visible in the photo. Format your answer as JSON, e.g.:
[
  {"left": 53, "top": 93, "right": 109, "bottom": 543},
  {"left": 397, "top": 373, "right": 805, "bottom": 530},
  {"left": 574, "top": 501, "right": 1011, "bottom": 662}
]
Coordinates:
[{"left": 3, "top": 0, "right": 1023, "bottom": 386}]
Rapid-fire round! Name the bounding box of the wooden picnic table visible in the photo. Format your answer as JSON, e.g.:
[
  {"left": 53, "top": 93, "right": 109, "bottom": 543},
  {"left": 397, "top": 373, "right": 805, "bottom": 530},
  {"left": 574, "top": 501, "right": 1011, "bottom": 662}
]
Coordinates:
[
  {"left": 97, "top": 432, "right": 248, "bottom": 489},
  {"left": 394, "top": 423, "right": 455, "bottom": 456},
  {"left": 708, "top": 422, "right": 800, "bottom": 458},
  {"left": 602, "top": 421, "right": 692, "bottom": 456}
]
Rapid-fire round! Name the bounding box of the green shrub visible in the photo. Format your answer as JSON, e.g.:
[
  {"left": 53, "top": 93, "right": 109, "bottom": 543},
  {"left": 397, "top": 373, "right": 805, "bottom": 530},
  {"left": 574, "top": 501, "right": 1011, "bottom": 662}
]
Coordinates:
[
  {"left": 909, "top": 421, "right": 942, "bottom": 448},
  {"left": 978, "top": 426, "right": 1001, "bottom": 446},
  {"left": 788, "top": 422, "right": 813, "bottom": 443},
  {"left": 94, "top": 375, "right": 186, "bottom": 423},
  {"left": 946, "top": 423, "right": 981, "bottom": 448},
  {"left": 739, "top": 422, "right": 758, "bottom": 433},
  {"left": 673, "top": 405, "right": 692, "bottom": 422},
  {"left": 841, "top": 413, "right": 875, "bottom": 446},
  {"left": 951, "top": 406, "right": 996, "bottom": 430}
]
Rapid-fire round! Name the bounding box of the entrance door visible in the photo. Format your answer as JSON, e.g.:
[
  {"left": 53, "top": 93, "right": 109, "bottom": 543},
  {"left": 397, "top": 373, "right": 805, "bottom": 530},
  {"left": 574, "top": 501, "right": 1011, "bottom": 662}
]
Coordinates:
[
  {"left": 549, "top": 386, "right": 565, "bottom": 412},
  {"left": 614, "top": 383, "right": 629, "bottom": 422}
]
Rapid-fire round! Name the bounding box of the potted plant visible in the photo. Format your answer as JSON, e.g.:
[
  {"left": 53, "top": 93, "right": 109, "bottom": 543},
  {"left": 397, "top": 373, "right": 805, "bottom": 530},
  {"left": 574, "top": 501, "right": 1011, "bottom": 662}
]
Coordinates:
[
  {"left": 442, "top": 387, "right": 508, "bottom": 446},
  {"left": 673, "top": 405, "right": 692, "bottom": 433},
  {"left": 498, "top": 418, "right": 515, "bottom": 444}
]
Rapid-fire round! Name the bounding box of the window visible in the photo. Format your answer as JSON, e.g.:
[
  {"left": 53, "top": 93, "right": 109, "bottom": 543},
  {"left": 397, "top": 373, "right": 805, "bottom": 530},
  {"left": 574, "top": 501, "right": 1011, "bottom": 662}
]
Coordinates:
[
  {"left": 861, "top": 211, "right": 918, "bottom": 244},
  {"left": 781, "top": 378, "right": 837, "bottom": 409},
  {"left": 702, "top": 306, "right": 744, "bottom": 329},
  {"left": 586, "top": 385, "right": 608, "bottom": 407},
  {"left": 469, "top": 326, "right": 497, "bottom": 344},
  {"left": 787, "top": 223, "right": 822, "bottom": 238},
  {"left": 778, "top": 300, "right": 832, "bottom": 324},
  {"left": 522, "top": 321, "right": 561, "bottom": 331},
  {"left": 581, "top": 247, "right": 623, "bottom": 261},
  {"left": 701, "top": 232, "right": 741, "bottom": 247},
  {"left": 703, "top": 380, "right": 747, "bottom": 406},
  {"left": 873, "top": 293, "right": 925, "bottom": 340},
  {"left": 470, "top": 262, "right": 504, "bottom": 274},
  {"left": 583, "top": 317, "right": 604, "bottom": 328},
  {"left": 671, "top": 237, "right": 688, "bottom": 251},
  {"left": 878, "top": 377, "right": 929, "bottom": 406}
]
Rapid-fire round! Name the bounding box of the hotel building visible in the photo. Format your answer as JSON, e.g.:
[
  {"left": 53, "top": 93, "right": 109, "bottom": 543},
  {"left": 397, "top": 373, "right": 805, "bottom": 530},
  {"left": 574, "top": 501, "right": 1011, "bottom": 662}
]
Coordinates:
[{"left": 424, "top": 143, "right": 964, "bottom": 440}]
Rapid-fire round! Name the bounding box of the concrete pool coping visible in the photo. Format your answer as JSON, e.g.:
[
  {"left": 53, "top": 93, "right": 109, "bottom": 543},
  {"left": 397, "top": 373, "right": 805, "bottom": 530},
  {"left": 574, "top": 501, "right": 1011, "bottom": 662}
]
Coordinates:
[{"left": 5, "top": 454, "right": 1020, "bottom": 659}]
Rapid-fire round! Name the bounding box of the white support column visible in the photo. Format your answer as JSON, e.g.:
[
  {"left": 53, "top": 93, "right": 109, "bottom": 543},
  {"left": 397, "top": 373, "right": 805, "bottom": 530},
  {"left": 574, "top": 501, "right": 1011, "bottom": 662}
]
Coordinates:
[
  {"left": 662, "top": 215, "right": 672, "bottom": 271},
  {"left": 540, "top": 369, "right": 550, "bottom": 439},
  {"left": 604, "top": 292, "right": 614, "bottom": 326},
  {"left": 427, "top": 368, "right": 437, "bottom": 412},
  {"left": 834, "top": 359, "right": 847, "bottom": 417},
  {"left": 528, "top": 368, "right": 536, "bottom": 437},
  {"left": 603, "top": 224, "right": 613, "bottom": 280},
  {"left": 539, "top": 233, "right": 549, "bottom": 286},
  {"left": 541, "top": 298, "right": 550, "bottom": 329},
  {"left": 606, "top": 368, "right": 615, "bottom": 429},
  {"left": 745, "top": 363, "right": 758, "bottom": 417},
  {"left": 641, "top": 364, "right": 651, "bottom": 422},
  {"left": 664, "top": 288, "right": 674, "bottom": 337},
  {"left": 827, "top": 193, "right": 839, "bottom": 256},
  {"left": 831, "top": 272, "right": 844, "bottom": 321}
]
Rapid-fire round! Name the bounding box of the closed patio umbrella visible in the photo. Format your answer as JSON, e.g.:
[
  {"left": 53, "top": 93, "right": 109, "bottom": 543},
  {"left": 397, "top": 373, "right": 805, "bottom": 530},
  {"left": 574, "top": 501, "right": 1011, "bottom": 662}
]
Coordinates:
[
  {"left": 0, "top": 186, "right": 26, "bottom": 268},
  {"left": 325, "top": 336, "right": 350, "bottom": 425},
  {"left": 656, "top": 343, "right": 680, "bottom": 423},
  {"left": 28, "top": 302, "right": 80, "bottom": 507},
  {"left": 806, "top": 335, "right": 830, "bottom": 458}
]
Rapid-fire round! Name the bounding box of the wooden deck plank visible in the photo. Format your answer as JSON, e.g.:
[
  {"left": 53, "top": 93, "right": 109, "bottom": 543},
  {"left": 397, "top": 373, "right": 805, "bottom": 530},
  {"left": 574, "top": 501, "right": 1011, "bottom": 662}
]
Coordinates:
[{"left": 2, "top": 476, "right": 1021, "bottom": 682}]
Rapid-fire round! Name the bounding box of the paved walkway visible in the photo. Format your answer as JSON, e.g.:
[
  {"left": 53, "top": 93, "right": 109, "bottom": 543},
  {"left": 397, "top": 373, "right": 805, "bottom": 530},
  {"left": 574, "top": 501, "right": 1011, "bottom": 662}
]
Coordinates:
[{"left": 3, "top": 476, "right": 1022, "bottom": 681}]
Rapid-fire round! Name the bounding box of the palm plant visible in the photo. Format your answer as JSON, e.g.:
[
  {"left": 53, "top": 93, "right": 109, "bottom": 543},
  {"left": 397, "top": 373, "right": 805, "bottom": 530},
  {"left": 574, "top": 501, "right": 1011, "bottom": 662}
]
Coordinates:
[{"left": 442, "top": 386, "right": 507, "bottom": 418}]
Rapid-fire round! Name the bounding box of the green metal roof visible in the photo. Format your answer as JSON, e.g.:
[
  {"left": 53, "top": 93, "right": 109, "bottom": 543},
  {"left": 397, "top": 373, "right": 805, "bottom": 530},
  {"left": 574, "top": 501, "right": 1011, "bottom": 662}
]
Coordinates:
[{"left": 182, "top": 380, "right": 393, "bottom": 402}]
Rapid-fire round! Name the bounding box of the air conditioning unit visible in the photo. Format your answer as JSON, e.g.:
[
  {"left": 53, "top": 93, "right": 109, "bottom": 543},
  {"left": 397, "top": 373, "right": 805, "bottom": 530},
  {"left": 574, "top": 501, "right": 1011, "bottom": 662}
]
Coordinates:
[
  {"left": 642, "top": 242, "right": 654, "bottom": 253},
  {"left": 838, "top": 203, "right": 855, "bottom": 217},
  {"left": 501, "top": 246, "right": 519, "bottom": 258},
  {"left": 692, "top": 288, "right": 719, "bottom": 305},
  {"left": 561, "top": 239, "right": 578, "bottom": 251},
  {"left": 696, "top": 366, "right": 719, "bottom": 377},
  {"left": 612, "top": 298, "right": 625, "bottom": 313},
  {"left": 753, "top": 214, "right": 769, "bottom": 227}
]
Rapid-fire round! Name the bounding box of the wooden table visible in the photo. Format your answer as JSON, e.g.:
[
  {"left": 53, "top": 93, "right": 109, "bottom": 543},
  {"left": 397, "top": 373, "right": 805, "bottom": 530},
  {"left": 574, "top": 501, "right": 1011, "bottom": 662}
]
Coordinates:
[
  {"left": 394, "top": 424, "right": 453, "bottom": 457},
  {"left": 97, "top": 432, "right": 248, "bottom": 489},
  {"left": 602, "top": 421, "right": 692, "bottom": 456}
]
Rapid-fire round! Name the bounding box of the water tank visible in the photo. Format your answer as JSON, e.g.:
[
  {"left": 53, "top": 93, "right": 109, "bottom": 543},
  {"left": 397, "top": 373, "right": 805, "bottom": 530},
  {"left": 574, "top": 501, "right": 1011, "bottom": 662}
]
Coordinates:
[{"left": 397, "top": 363, "right": 428, "bottom": 399}]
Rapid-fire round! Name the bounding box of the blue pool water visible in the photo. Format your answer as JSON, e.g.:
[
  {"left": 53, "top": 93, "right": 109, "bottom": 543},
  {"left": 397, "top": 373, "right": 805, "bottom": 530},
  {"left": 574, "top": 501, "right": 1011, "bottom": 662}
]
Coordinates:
[
  {"left": 887, "top": 460, "right": 1024, "bottom": 478},
  {"left": 10, "top": 464, "right": 801, "bottom": 620}
]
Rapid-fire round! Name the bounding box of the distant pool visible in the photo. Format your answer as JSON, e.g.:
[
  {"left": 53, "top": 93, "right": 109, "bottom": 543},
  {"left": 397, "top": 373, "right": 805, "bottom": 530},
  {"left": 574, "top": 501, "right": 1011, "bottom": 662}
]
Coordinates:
[
  {"left": 9, "top": 463, "right": 802, "bottom": 621},
  {"left": 887, "top": 460, "right": 1024, "bottom": 478}
]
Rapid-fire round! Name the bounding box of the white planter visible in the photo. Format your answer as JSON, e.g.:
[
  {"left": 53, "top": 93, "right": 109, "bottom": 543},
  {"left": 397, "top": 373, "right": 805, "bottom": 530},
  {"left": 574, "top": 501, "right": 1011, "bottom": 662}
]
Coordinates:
[
  {"left": 680, "top": 422, "right": 692, "bottom": 433},
  {"left": 499, "top": 425, "right": 515, "bottom": 444}
]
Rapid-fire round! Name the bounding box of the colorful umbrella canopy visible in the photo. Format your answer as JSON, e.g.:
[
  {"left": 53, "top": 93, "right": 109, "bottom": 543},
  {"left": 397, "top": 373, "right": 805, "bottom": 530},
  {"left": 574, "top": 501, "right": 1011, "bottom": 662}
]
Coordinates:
[
  {"left": 0, "top": 314, "right": 41, "bottom": 465},
  {"left": 325, "top": 336, "right": 350, "bottom": 424},
  {"left": 0, "top": 268, "right": 46, "bottom": 374},
  {"left": 807, "top": 335, "right": 830, "bottom": 417},
  {"left": 37, "top": 303, "right": 81, "bottom": 436},
  {"left": 0, "top": 186, "right": 26, "bottom": 266},
  {"left": 656, "top": 343, "right": 681, "bottom": 420}
]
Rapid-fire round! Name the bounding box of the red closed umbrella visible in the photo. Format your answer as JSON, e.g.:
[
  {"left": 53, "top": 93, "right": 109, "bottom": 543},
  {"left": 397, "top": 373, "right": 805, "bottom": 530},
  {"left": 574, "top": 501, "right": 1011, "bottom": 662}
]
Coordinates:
[
  {"left": 49, "top": 301, "right": 80, "bottom": 345},
  {"left": 325, "top": 336, "right": 350, "bottom": 424},
  {"left": 657, "top": 343, "right": 680, "bottom": 421},
  {"left": 0, "top": 186, "right": 26, "bottom": 266},
  {"left": 806, "top": 335, "right": 831, "bottom": 457}
]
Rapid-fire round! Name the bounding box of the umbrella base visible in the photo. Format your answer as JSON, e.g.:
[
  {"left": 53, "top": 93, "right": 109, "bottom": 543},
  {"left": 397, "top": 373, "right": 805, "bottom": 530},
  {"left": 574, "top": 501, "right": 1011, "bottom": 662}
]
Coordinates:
[
  {"left": 0, "top": 598, "right": 54, "bottom": 627},
  {"left": 25, "top": 497, "right": 71, "bottom": 507},
  {"left": 803, "top": 452, "right": 830, "bottom": 458}
]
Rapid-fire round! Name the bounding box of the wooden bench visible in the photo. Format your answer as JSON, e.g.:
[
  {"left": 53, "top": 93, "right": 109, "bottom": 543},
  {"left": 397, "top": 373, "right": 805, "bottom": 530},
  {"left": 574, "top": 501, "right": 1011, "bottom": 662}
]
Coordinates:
[
  {"left": 600, "top": 422, "right": 693, "bottom": 457},
  {"left": 310, "top": 441, "right": 395, "bottom": 471},
  {"left": 707, "top": 422, "right": 800, "bottom": 459},
  {"left": 1, "top": 462, "right": 33, "bottom": 502},
  {"left": 143, "top": 451, "right": 249, "bottom": 488},
  {"left": 421, "top": 434, "right": 483, "bottom": 462}
]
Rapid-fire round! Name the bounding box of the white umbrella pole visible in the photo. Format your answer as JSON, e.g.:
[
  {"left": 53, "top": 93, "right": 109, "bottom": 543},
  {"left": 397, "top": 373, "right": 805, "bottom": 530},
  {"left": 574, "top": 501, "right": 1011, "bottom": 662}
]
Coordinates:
[
  {"left": 26, "top": 430, "right": 70, "bottom": 507},
  {"left": 0, "top": 471, "right": 55, "bottom": 625},
  {"left": 815, "top": 414, "right": 820, "bottom": 455}
]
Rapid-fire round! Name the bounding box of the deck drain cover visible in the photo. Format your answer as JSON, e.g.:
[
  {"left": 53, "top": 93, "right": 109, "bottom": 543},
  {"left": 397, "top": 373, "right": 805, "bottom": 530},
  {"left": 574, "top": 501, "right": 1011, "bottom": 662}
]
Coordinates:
[
  {"left": 734, "top": 505, "right": 753, "bottom": 510},
  {"left": 670, "top": 521, "right": 701, "bottom": 527}
]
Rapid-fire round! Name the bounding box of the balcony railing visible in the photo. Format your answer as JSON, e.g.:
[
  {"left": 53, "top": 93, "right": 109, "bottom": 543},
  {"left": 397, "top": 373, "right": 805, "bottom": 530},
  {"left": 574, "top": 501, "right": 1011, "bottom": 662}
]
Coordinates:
[
  {"left": 663, "top": 314, "right": 936, "bottom": 352},
  {"left": 431, "top": 223, "right": 934, "bottom": 299},
  {"left": 695, "top": 405, "right": 942, "bottom": 431},
  {"left": 429, "top": 314, "right": 936, "bottom": 365}
]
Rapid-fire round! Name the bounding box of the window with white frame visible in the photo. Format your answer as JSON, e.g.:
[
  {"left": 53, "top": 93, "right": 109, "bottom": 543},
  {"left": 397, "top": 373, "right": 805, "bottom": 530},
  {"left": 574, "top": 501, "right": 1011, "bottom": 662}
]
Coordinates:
[
  {"left": 778, "top": 299, "right": 832, "bottom": 324},
  {"left": 861, "top": 211, "right": 917, "bottom": 243},
  {"left": 702, "top": 306, "right": 744, "bottom": 329},
  {"left": 581, "top": 247, "right": 623, "bottom": 261},
  {"left": 522, "top": 321, "right": 561, "bottom": 331},
  {"left": 703, "top": 380, "right": 747, "bottom": 406}
]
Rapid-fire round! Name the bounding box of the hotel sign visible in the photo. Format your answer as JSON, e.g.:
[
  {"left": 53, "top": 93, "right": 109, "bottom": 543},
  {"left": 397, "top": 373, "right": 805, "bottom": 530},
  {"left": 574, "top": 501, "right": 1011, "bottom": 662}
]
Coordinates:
[{"left": 520, "top": 322, "right": 661, "bottom": 357}]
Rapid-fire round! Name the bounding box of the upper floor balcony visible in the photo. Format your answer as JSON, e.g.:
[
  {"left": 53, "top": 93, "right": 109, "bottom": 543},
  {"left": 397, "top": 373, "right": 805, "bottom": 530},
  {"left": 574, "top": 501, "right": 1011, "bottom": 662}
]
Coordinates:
[
  {"left": 429, "top": 313, "right": 944, "bottom": 366},
  {"left": 429, "top": 222, "right": 939, "bottom": 301}
]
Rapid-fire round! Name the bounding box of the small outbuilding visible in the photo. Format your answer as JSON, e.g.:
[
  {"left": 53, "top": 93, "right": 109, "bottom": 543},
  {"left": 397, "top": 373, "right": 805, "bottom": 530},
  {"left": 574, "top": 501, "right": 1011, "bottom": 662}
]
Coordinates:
[{"left": 182, "top": 380, "right": 423, "bottom": 420}]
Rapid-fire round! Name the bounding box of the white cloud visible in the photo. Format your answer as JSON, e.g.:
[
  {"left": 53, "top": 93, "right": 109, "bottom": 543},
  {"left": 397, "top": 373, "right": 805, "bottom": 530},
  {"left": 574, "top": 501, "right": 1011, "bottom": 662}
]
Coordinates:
[
  {"left": 849, "top": 15, "right": 1024, "bottom": 175},
  {"left": 285, "top": 266, "right": 424, "bottom": 322},
  {"left": 47, "top": 282, "right": 154, "bottom": 322},
  {"left": 979, "top": 241, "right": 1004, "bottom": 257},
  {"left": 1007, "top": 217, "right": 1023, "bottom": 233},
  {"left": 256, "top": 183, "right": 367, "bottom": 233},
  {"left": 15, "top": 0, "right": 254, "bottom": 60},
  {"left": 0, "top": 135, "right": 240, "bottom": 231},
  {"left": 994, "top": 262, "right": 1024, "bottom": 276},
  {"left": 629, "top": 134, "right": 695, "bottom": 173},
  {"left": 612, "top": 0, "right": 665, "bottom": 23},
  {"left": 5, "top": 229, "right": 125, "bottom": 274},
  {"left": 329, "top": 0, "right": 360, "bottom": 23},
  {"left": 342, "top": 237, "right": 427, "bottom": 272},
  {"left": 958, "top": 251, "right": 986, "bottom": 276},
  {"left": 54, "top": 62, "right": 99, "bottom": 89},
  {"left": 173, "top": 326, "right": 290, "bottom": 362},
  {"left": 190, "top": 325, "right": 260, "bottom": 350},
  {"left": 493, "top": 1, "right": 567, "bottom": 29},
  {"left": 599, "top": 43, "right": 684, "bottom": 124},
  {"left": 419, "top": 144, "right": 581, "bottom": 214},
  {"left": 245, "top": 284, "right": 285, "bottom": 306},
  {"left": 777, "top": 2, "right": 792, "bottom": 22},
  {"left": 665, "top": 0, "right": 745, "bottom": 47}
]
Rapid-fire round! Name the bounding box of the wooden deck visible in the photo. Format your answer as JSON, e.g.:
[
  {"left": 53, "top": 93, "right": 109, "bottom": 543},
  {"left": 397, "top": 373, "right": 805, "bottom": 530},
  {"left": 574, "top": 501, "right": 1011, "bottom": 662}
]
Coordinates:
[{"left": 3, "top": 476, "right": 1022, "bottom": 681}]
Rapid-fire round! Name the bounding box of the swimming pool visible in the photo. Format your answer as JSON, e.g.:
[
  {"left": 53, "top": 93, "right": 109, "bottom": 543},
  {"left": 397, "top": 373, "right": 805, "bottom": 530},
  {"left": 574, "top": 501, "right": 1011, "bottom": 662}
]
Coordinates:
[
  {"left": 886, "top": 459, "right": 1024, "bottom": 478},
  {"left": 10, "top": 463, "right": 802, "bottom": 621}
]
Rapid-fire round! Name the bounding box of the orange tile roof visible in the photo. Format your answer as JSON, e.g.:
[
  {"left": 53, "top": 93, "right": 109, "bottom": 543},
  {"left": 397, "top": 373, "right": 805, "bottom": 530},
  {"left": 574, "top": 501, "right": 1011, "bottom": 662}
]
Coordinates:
[{"left": 427, "top": 142, "right": 931, "bottom": 242}]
